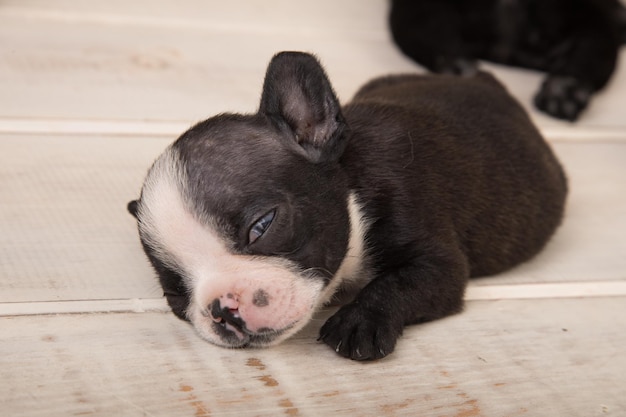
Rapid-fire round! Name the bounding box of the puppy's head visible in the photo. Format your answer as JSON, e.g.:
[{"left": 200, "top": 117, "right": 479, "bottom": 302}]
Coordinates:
[{"left": 129, "top": 52, "right": 353, "bottom": 348}]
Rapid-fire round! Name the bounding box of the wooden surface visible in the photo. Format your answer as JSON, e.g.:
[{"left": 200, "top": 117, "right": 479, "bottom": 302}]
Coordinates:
[
  {"left": 2, "top": 299, "right": 625, "bottom": 417},
  {"left": 1, "top": 1, "right": 625, "bottom": 416}
]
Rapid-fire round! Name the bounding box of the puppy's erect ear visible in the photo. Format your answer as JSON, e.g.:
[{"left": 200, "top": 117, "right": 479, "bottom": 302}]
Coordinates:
[
  {"left": 259, "top": 51, "right": 348, "bottom": 163},
  {"left": 127, "top": 200, "right": 139, "bottom": 219}
]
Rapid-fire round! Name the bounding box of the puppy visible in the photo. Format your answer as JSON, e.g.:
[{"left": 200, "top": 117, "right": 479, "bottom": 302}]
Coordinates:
[
  {"left": 128, "top": 51, "right": 567, "bottom": 360},
  {"left": 390, "top": 0, "right": 626, "bottom": 121}
]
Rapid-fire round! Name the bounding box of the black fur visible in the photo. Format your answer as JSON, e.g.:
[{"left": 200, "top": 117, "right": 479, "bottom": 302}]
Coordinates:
[
  {"left": 390, "top": 0, "right": 626, "bottom": 121},
  {"left": 129, "top": 52, "right": 567, "bottom": 360}
]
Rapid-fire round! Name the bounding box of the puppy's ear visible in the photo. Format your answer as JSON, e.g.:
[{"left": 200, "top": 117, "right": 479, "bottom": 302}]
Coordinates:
[
  {"left": 127, "top": 200, "right": 139, "bottom": 219},
  {"left": 259, "top": 51, "right": 348, "bottom": 163}
]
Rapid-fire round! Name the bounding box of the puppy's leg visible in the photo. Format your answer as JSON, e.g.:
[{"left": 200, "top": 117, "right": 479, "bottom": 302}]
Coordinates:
[
  {"left": 389, "top": 0, "right": 478, "bottom": 76},
  {"left": 319, "top": 241, "right": 468, "bottom": 360},
  {"left": 533, "top": 29, "right": 619, "bottom": 121}
]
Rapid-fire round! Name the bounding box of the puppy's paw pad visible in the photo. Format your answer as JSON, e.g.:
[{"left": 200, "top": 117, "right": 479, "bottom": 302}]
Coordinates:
[
  {"left": 534, "top": 76, "right": 592, "bottom": 121},
  {"left": 318, "top": 303, "right": 401, "bottom": 361}
]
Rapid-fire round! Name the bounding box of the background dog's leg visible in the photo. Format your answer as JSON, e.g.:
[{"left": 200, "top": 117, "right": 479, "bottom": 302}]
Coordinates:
[{"left": 534, "top": 28, "right": 619, "bottom": 121}]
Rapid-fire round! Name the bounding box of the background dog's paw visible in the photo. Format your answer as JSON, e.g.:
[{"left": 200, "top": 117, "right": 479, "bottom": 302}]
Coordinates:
[
  {"left": 318, "top": 303, "right": 402, "bottom": 361},
  {"left": 435, "top": 57, "right": 479, "bottom": 77},
  {"left": 534, "top": 76, "right": 593, "bottom": 121}
]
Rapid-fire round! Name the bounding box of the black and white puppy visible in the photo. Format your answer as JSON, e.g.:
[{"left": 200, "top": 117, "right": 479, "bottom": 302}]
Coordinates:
[
  {"left": 128, "top": 51, "right": 567, "bottom": 360},
  {"left": 390, "top": 0, "right": 626, "bottom": 121}
]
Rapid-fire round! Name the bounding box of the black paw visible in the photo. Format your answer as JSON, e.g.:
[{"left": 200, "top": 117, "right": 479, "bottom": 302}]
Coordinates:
[
  {"left": 435, "top": 57, "right": 479, "bottom": 77},
  {"left": 318, "top": 303, "right": 402, "bottom": 361},
  {"left": 534, "top": 76, "right": 593, "bottom": 122}
]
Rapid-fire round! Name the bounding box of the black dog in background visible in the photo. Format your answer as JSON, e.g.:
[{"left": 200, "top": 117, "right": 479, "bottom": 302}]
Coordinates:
[{"left": 390, "top": 0, "right": 626, "bottom": 121}]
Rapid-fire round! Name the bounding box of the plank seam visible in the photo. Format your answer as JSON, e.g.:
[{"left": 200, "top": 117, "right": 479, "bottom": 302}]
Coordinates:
[
  {"left": 1, "top": 118, "right": 625, "bottom": 142},
  {"left": 0, "top": 298, "right": 170, "bottom": 317},
  {"left": 464, "top": 281, "right": 626, "bottom": 301},
  {"left": 0, "top": 118, "right": 187, "bottom": 137},
  {"left": 1, "top": 281, "right": 625, "bottom": 317}
]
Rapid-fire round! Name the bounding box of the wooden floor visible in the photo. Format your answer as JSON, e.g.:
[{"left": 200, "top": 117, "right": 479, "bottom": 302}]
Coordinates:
[{"left": 1, "top": 1, "right": 625, "bottom": 416}]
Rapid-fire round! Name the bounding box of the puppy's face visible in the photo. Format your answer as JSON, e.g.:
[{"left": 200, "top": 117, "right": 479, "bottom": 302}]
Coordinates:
[{"left": 129, "top": 52, "right": 353, "bottom": 348}]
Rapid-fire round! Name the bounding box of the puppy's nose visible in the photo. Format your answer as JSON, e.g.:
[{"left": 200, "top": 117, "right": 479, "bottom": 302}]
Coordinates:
[
  {"left": 221, "top": 292, "right": 240, "bottom": 311},
  {"left": 209, "top": 293, "right": 247, "bottom": 336},
  {"left": 209, "top": 298, "right": 223, "bottom": 321},
  {"left": 210, "top": 294, "right": 239, "bottom": 320}
]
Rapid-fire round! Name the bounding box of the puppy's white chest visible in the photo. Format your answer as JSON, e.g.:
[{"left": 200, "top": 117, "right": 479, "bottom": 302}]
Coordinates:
[{"left": 319, "top": 193, "right": 371, "bottom": 305}]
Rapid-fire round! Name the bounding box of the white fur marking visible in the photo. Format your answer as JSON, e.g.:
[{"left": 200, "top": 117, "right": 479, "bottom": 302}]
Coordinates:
[
  {"left": 138, "top": 148, "right": 326, "bottom": 347},
  {"left": 318, "top": 192, "right": 370, "bottom": 306}
]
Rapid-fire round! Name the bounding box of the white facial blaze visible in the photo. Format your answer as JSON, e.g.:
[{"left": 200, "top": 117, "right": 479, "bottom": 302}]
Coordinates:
[
  {"left": 138, "top": 147, "right": 325, "bottom": 347},
  {"left": 138, "top": 148, "right": 369, "bottom": 347},
  {"left": 137, "top": 146, "right": 190, "bottom": 271}
]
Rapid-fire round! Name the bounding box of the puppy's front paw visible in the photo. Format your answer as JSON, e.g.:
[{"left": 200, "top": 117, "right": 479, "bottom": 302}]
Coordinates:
[
  {"left": 534, "top": 76, "right": 592, "bottom": 121},
  {"left": 318, "top": 303, "right": 402, "bottom": 361}
]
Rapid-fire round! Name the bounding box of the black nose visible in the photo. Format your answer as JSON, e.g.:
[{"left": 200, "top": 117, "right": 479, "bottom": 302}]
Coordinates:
[
  {"left": 127, "top": 200, "right": 139, "bottom": 218},
  {"left": 210, "top": 299, "right": 223, "bottom": 320},
  {"left": 210, "top": 298, "right": 246, "bottom": 331}
]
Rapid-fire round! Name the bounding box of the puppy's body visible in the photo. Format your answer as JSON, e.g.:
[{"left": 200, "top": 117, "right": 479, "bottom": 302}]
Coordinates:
[
  {"left": 129, "top": 52, "right": 567, "bottom": 360},
  {"left": 390, "top": 0, "right": 626, "bottom": 121},
  {"left": 343, "top": 72, "right": 567, "bottom": 280}
]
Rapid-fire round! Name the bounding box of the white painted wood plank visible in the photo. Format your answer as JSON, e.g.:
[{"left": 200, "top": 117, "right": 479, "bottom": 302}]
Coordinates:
[
  {"left": 3, "top": 281, "right": 626, "bottom": 317},
  {"left": 0, "top": 0, "right": 388, "bottom": 37},
  {"left": 1, "top": 0, "right": 625, "bottom": 132},
  {"left": 0, "top": 134, "right": 168, "bottom": 302},
  {"left": 465, "top": 281, "right": 626, "bottom": 300},
  {"left": 0, "top": 0, "right": 410, "bottom": 123},
  {"left": 1, "top": 135, "right": 625, "bottom": 303},
  {"left": 0, "top": 298, "right": 169, "bottom": 316},
  {"left": 0, "top": 118, "right": 187, "bottom": 136},
  {"left": 1, "top": 297, "right": 624, "bottom": 416}
]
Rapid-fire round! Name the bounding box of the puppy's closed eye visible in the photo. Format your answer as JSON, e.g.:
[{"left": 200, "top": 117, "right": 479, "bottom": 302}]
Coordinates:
[{"left": 248, "top": 209, "right": 276, "bottom": 244}]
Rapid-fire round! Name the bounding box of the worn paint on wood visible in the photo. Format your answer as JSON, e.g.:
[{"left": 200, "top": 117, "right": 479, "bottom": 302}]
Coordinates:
[{"left": 1, "top": 1, "right": 625, "bottom": 416}]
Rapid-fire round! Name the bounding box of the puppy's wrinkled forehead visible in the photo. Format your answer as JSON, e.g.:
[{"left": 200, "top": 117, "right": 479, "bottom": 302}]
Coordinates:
[
  {"left": 164, "top": 114, "right": 337, "bottom": 250},
  {"left": 174, "top": 115, "right": 296, "bottom": 211},
  {"left": 178, "top": 116, "right": 286, "bottom": 176}
]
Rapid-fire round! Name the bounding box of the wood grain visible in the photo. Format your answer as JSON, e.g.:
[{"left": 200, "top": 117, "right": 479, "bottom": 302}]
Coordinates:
[{"left": 1, "top": 1, "right": 625, "bottom": 416}]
